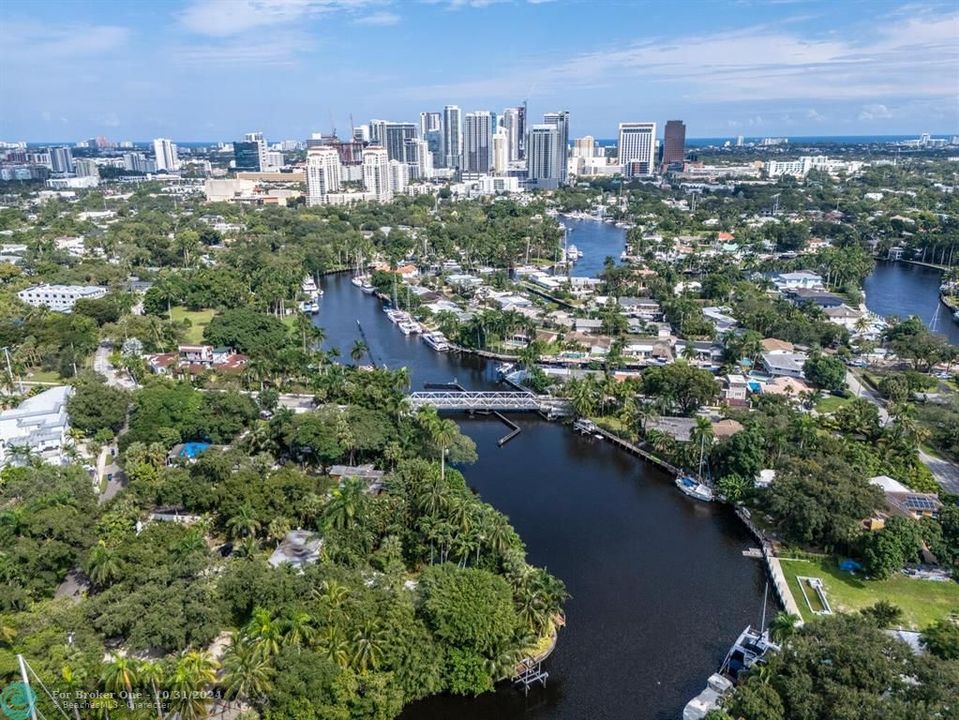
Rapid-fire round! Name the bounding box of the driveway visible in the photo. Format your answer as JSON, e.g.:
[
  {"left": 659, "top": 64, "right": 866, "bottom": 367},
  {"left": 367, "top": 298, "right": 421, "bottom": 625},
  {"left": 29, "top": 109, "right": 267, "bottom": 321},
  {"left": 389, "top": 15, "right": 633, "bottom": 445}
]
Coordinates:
[{"left": 94, "top": 344, "right": 135, "bottom": 389}]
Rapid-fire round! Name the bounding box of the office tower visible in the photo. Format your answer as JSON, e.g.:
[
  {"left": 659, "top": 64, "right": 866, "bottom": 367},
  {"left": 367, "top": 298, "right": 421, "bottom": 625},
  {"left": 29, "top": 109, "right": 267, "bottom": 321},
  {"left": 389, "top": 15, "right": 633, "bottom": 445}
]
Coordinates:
[
  {"left": 370, "top": 121, "right": 416, "bottom": 162},
  {"left": 526, "top": 124, "right": 562, "bottom": 189},
  {"left": 463, "top": 111, "right": 493, "bottom": 174},
  {"left": 50, "top": 146, "right": 74, "bottom": 174},
  {"left": 492, "top": 130, "right": 508, "bottom": 175},
  {"left": 617, "top": 122, "right": 656, "bottom": 176},
  {"left": 517, "top": 102, "right": 527, "bottom": 159},
  {"left": 419, "top": 111, "right": 443, "bottom": 168},
  {"left": 74, "top": 158, "right": 99, "bottom": 178},
  {"left": 389, "top": 160, "right": 409, "bottom": 195},
  {"left": 306, "top": 146, "right": 342, "bottom": 205},
  {"left": 353, "top": 125, "right": 371, "bottom": 143},
  {"left": 405, "top": 138, "right": 433, "bottom": 180},
  {"left": 244, "top": 132, "right": 268, "bottom": 170},
  {"left": 543, "top": 111, "right": 570, "bottom": 184},
  {"left": 263, "top": 151, "right": 284, "bottom": 170},
  {"left": 363, "top": 147, "right": 392, "bottom": 203},
  {"left": 152, "top": 138, "right": 179, "bottom": 172},
  {"left": 501, "top": 107, "right": 521, "bottom": 162},
  {"left": 663, "top": 120, "right": 686, "bottom": 167},
  {"left": 233, "top": 141, "right": 261, "bottom": 171},
  {"left": 442, "top": 105, "right": 462, "bottom": 170},
  {"left": 736, "top": 135, "right": 744, "bottom": 147}
]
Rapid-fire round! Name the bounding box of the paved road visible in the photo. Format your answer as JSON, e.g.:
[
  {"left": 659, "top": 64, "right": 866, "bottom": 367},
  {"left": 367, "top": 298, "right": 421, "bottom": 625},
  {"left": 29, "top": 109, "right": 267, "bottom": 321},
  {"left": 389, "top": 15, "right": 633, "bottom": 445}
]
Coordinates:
[
  {"left": 918, "top": 449, "right": 959, "bottom": 495},
  {"left": 94, "top": 344, "right": 135, "bottom": 389},
  {"left": 845, "top": 370, "right": 890, "bottom": 425}
]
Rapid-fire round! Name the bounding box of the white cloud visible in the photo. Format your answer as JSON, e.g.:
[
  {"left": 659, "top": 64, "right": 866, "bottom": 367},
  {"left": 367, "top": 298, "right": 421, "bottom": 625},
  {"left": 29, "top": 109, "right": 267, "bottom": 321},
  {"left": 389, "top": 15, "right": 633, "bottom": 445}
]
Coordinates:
[
  {"left": 178, "top": 0, "right": 378, "bottom": 36},
  {"left": 398, "top": 11, "right": 959, "bottom": 107},
  {"left": 806, "top": 108, "right": 825, "bottom": 122},
  {"left": 2, "top": 22, "right": 129, "bottom": 58},
  {"left": 354, "top": 10, "right": 399, "bottom": 24},
  {"left": 858, "top": 103, "right": 893, "bottom": 121}
]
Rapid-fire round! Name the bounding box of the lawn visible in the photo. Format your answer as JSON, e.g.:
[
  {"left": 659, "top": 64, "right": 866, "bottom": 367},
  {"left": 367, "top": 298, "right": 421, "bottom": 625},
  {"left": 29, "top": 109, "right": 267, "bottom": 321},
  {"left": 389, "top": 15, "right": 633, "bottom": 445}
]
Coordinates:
[
  {"left": 815, "top": 394, "right": 853, "bottom": 414},
  {"left": 780, "top": 556, "right": 959, "bottom": 630},
  {"left": 169, "top": 307, "right": 216, "bottom": 344},
  {"left": 23, "top": 368, "right": 63, "bottom": 383}
]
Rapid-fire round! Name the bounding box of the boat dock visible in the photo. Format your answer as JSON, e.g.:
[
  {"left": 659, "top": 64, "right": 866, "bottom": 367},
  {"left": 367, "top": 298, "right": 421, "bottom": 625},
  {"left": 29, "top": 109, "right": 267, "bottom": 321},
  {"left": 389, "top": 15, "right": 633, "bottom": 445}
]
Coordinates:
[
  {"left": 734, "top": 507, "right": 804, "bottom": 621},
  {"left": 513, "top": 657, "right": 548, "bottom": 695},
  {"left": 591, "top": 425, "right": 681, "bottom": 476}
]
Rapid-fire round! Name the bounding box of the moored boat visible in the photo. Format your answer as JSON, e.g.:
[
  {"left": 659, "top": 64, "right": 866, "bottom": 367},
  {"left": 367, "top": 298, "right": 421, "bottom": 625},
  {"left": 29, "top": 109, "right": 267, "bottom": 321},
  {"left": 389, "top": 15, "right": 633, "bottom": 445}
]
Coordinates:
[
  {"left": 675, "top": 475, "right": 715, "bottom": 502},
  {"left": 423, "top": 332, "right": 449, "bottom": 352}
]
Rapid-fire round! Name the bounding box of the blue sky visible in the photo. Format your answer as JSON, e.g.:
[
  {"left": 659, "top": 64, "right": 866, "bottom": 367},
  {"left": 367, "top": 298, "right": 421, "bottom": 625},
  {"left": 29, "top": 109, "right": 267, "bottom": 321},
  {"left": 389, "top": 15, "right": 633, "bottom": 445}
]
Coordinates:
[{"left": 1, "top": 0, "right": 957, "bottom": 142}]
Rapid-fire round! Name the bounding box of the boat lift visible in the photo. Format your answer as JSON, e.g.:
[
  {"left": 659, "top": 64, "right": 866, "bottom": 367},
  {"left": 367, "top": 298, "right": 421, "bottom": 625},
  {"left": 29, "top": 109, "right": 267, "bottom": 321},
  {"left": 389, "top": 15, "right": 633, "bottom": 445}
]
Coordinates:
[{"left": 513, "top": 657, "right": 548, "bottom": 695}]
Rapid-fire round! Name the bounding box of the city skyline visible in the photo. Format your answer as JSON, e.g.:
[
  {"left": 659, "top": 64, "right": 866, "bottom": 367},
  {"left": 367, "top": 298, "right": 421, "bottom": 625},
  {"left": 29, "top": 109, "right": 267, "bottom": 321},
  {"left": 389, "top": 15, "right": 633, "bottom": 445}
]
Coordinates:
[{"left": 1, "top": 0, "right": 958, "bottom": 141}]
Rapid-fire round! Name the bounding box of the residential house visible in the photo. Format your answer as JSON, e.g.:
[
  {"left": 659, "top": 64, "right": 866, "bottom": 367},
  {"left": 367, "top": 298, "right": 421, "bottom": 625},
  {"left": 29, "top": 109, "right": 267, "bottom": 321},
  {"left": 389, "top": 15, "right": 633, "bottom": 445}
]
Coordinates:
[
  {"left": 771, "top": 271, "right": 823, "bottom": 291},
  {"left": 0, "top": 386, "right": 72, "bottom": 467},
  {"left": 868, "top": 475, "right": 943, "bottom": 525},
  {"left": 760, "top": 350, "right": 808, "bottom": 378},
  {"left": 723, "top": 374, "right": 749, "bottom": 407}
]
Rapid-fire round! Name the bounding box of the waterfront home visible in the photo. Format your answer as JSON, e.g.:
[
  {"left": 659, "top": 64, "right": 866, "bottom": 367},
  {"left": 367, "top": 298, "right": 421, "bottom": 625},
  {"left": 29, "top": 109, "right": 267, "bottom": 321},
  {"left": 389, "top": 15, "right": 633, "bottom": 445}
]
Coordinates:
[
  {"left": 868, "top": 476, "right": 943, "bottom": 523},
  {"left": 755, "top": 469, "right": 777, "bottom": 488},
  {"left": 574, "top": 318, "right": 604, "bottom": 334},
  {"left": 147, "top": 344, "right": 248, "bottom": 377},
  {"left": 712, "top": 419, "right": 744, "bottom": 440},
  {"left": 674, "top": 280, "right": 702, "bottom": 295},
  {"left": 784, "top": 287, "right": 845, "bottom": 308},
  {"left": 761, "top": 376, "right": 811, "bottom": 397},
  {"left": 824, "top": 304, "right": 864, "bottom": 330},
  {"left": 771, "top": 271, "right": 823, "bottom": 291},
  {"left": 760, "top": 351, "right": 808, "bottom": 378},
  {"left": 446, "top": 274, "right": 484, "bottom": 293},
  {"left": 675, "top": 340, "right": 724, "bottom": 367},
  {"left": 329, "top": 464, "right": 386, "bottom": 493},
  {"left": 619, "top": 297, "right": 663, "bottom": 320}
]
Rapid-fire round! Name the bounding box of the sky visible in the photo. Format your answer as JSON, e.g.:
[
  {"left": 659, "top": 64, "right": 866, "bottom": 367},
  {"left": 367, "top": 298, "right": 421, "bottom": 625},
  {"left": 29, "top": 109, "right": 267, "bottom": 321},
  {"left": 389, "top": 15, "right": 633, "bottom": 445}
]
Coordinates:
[{"left": 1, "top": 0, "right": 957, "bottom": 142}]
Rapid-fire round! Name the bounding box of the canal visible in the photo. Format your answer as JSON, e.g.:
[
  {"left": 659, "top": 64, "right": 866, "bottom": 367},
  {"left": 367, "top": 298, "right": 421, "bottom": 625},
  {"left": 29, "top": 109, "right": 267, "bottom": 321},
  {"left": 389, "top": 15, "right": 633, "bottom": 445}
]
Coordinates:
[
  {"left": 864, "top": 261, "right": 959, "bottom": 345},
  {"left": 315, "top": 268, "right": 766, "bottom": 720}
]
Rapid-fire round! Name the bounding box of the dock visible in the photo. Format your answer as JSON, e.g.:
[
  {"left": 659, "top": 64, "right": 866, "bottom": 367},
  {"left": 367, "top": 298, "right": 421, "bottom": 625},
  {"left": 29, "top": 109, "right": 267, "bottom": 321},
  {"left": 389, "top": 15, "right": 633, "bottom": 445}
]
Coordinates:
[
  {"left": 513, "top": 657, "right": 548, "bottom": 695},
  {"left": 591, "top": 425, "right": 681, "bottom": 476}
]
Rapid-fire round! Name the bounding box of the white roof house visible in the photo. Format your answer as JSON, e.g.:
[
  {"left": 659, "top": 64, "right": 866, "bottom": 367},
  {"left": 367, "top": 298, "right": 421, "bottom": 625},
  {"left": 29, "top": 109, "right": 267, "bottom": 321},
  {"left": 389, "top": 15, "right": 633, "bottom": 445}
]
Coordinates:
[
  {"left": 0, "top": 385, "right": 72, "bottom": 466},
  {"left": 771, "top": 272, "right": 823, "bottom": 290}
]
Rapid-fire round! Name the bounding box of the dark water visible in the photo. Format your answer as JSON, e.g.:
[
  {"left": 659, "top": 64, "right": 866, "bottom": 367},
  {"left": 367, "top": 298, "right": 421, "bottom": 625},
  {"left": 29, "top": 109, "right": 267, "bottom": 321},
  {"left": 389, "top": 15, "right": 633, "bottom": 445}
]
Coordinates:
[
  {"left": 864, "top": 261, "right": 959, "bottom": 345},
  {"left": 562, "top": 216, "right": 627, "bottom": 279},
  {"left": 315, "top": 271, "right": 766, "bottom": 720}
]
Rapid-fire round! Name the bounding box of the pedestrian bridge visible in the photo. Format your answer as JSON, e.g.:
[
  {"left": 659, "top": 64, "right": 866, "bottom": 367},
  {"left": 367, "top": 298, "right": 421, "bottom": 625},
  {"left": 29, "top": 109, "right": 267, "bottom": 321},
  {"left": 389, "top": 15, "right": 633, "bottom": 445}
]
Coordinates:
[{"left": 409, "top": 391, "right": 572, "bottom": 416}]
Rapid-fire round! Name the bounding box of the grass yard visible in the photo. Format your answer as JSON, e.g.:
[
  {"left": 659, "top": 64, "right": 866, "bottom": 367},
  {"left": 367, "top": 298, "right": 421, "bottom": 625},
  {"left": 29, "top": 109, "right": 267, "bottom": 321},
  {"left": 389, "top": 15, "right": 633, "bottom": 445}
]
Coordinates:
[
  {"left": 780, "top": 556, "right": 959, "bottom": 630},
  {"left": 23, "top": 368, "right": 63, "bottom": 383},
  {"left": 169, "top": 307, "right": 216, "bottom": 344},
  {"left": 815, "top": 394, "right": 853, "bottom": 414}
]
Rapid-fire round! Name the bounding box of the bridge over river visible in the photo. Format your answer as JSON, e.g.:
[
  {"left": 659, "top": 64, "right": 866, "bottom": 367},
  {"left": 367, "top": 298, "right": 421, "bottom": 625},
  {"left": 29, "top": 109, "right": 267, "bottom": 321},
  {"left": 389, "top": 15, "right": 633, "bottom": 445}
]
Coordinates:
[{"left": 409, "top": 390, "right": 572, "bottom": 416}]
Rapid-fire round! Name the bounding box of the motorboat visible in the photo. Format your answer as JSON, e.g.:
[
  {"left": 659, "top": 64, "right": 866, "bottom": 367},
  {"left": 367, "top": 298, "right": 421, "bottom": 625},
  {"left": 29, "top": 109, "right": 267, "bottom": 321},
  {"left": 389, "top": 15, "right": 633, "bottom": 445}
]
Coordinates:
[
  {"left": 566, "top": 244, "right": 583, "bottom": 261},
  {"left": 302, "top": 275, "right": 319, "bottom": 295},
  {"left": 398, "top": 321, "right": 418, "bottom": 335},
  {"left": 683, "top": 626, "right": 779, "bottom": 720},
  {"left": 423, "top": 332, "right": 449, "bottom": 352},
  {"left": 675, "top": 475, "right": 715, "bottom": 502}
]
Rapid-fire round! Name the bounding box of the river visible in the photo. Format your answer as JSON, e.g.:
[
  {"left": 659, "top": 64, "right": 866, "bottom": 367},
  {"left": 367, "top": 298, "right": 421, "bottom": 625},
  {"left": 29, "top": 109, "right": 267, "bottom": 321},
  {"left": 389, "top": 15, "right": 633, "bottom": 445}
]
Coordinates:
[
  {"left": 561, "top": 216, "right": 628, "bottom": 279},
  {"left": 316, "top": 266, "right": 766, "bottom": 719},
  {"left": 864, "top": 261, "right": 959, "bottom": 345}
]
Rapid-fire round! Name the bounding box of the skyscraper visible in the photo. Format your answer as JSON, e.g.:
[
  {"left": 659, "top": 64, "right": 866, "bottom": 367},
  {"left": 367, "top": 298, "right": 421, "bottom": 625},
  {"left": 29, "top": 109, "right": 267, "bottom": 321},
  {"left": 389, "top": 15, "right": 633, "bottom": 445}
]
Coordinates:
[
  {"left": 463, "top": 111, "right": 493, "bottom": 174},
  {"left": 442, "top": 105, "right": 462, "bottom": 170},
  {"left": 363, "top": 147, "right": 392, "bottom": 203},
  {"left": 152, "top": 138, "right": 179, "bottom": 172},
  {"left": 492, "top": 130, "right": 508, "bottom": 175},
  {"left": 389, "top": 160, "right": 409, "bottom": 195},
  {"left": 74, "top": 158, "right": 99, "bottom": 178},
  {"left": 306, "top": 146, "right": 342, "bottom": 205},
  {"left": 49, "top": 146, "right": 74, "bottom": 174},
  {"left": 419, "top": 112, "right": 443, "bottom": 168},
  {"left": 243, "top": 132, "right": 267, "bottom": 170},
  {"left": 543, "top": 111, "right": 570, "bottom": 184},
  {"left": 617, "top": 123, "right": 656, "bottom": 176},
  {"left": 526, "top": 124, "right": 562, "bottom": 189},
  {"left": 663, "top": 120, "right": 686, "bottom": 167},
  {"left": 501, "top": 107, "right": 524, "bottom": 162},
  {"left": 404, "top": 138, "right": 433, "bottom": 180},
  {"left": 233, "top": 141, "right": 261, "bottom": 171}
]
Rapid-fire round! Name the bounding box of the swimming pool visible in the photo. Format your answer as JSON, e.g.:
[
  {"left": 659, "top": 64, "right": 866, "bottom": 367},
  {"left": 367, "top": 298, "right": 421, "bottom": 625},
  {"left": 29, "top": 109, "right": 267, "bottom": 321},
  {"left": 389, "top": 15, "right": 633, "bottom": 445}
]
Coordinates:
[{"left": 179, "top": 442, "right": 211, "bottom": 458}]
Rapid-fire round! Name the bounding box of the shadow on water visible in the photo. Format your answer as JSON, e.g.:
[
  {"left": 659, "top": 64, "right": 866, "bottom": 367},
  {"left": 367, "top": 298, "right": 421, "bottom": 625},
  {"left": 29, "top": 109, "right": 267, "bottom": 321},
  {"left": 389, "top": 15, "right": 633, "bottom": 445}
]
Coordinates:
[{"left": 316, "top": 269, "right": 766, "bottom": 720}]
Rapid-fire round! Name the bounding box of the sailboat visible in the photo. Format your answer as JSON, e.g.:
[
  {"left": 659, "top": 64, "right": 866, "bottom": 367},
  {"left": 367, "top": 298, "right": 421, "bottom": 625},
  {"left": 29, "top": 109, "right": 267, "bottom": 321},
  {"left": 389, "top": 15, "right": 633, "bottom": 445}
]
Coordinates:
[{"left": 675, "top": 426, "right": 715, "bottom": 502}]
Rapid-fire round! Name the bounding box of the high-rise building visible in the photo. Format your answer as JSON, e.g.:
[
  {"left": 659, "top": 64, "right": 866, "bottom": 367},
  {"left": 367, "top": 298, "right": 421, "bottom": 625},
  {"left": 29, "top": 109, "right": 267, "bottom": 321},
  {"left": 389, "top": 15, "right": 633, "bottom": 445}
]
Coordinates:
[
  {"left": 663, "top": 120, "right": 686, "bottom": 167},
  {"left": 306, "top": 146, "right": 342, "bottom": 205},
  {"left": 526, "top": 124, "right": 562, "bottom": 189},
  {"left": 492, "top": 130, "right": 508, "bottom": 175},
  {"left": 736, "top": 135, "right": 744, "bottom": 147},
  {"left": 233, "top": 141, "right": 261, "bottom": 171},
  {"left": 404, "top": 138, "right": 433, "bottom": 180},
  {"left": 363, "top": 147, "right": 392, "bottom": 203},
  {"left": 516, "top": 102, "right": 527, "bottom": 160},
  {"left": 442, "top": 105, "right": 462, "bottom": 170},
  {"left": 573, "top": 136, "right": 596, "bottom": 158},
  {"left": 50, "top": 146, "right": 74, "bottom": 174},
  {"left": 419, "top": 112, "right": 443, "bottom": 168},
  {"left": 463, "top": 111, "right": 493, "bottom": 174},
  {"left": 617, "top": 123, "right": 656, "bottom": 176},
  {"left": 370, "top": 121, "right": 416, "bottom": 163},
  {"left": 243, "top": 132, "right": 268, "bottom": 170},
  {"left": 389, "top": 160, "right": 409, "bottom": 195},
  {"left": 500, "top": 107, "right": 521, "bottom": 162},
  {"left": 543, "top": 111, "right": 570, "bottom": 184},
  {"left": 152, "top": 138, "right": 179, "bottom": 172},
  {"left": 122, "top": 152, "right": 151, "bottom": 173},
  {"left": 74, "top": 158, "right": 99, "bottom": 178},
  {"left": 353, "top": 125, "right": 371, "bottom": 143}
]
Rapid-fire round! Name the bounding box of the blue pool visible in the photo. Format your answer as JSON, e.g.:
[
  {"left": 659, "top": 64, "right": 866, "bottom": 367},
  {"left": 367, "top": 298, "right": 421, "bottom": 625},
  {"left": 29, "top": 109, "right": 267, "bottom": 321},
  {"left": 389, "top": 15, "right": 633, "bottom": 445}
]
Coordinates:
[{"left": 179, "top": 442, "right": 211, "bottom": 458}]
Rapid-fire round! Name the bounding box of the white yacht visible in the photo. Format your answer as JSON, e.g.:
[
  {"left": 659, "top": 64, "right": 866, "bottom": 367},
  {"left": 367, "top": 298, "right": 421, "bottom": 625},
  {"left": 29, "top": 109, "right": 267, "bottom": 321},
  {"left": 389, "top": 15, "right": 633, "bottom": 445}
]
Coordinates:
[
  {"left": 423, "top": 332, "right": 449, "bottom": 352},
  {"left": 566, "top": 244, "right": 583, "bottom": 261}
]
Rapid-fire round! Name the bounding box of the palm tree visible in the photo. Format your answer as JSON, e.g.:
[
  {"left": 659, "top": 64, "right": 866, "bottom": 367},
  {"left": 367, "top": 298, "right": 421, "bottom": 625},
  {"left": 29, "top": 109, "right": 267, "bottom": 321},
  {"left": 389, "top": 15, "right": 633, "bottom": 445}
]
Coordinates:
[
  {"left": 317, "top": 626, "right": 351, "bottom": 669},
  {"left": 86, "top": 541, "right": 123, "bottom": 588},
  {"left": 222, "top": 637, "right": 273, "bottom": 706},
  {"left": 689, "top": 416, "right": 714, "bottom": 477},
  {"left": 137, "top": 659, "right": 166, "bottom": 720},
  {"left": 313, "top": 579, "right": 350, "bottom": 615},
  {"left": 168, "top": 651, "right": 218, "bottom": 720},
  {"left": 60, "top": 663, "right": 88, "bottom": 720},
  {"left": 226, "top": 504, "right": 261, "bottom": 541},
  {"left": 351, "top": 620, "right": 386, "bottom": 672},
  {"left": 768, "top": 611, "right": 800, "bottom": 643},
  {"left": 350, "top": 339, "right": 368, "bottom": 364},
  {"left": 283, "top": 611, "right": 317, "bottom": 648},
  {"left": 101, "top": 656, "right": 139, "bottom": 710},
  {"left": 324, "top": 477, "right": 365, "bottom": 530},
  {"left": 568, "top": 376, "right": 598, "bottom": 418},
  {"left": 245, "top": 607, "right": 283, "bottom": 659}
]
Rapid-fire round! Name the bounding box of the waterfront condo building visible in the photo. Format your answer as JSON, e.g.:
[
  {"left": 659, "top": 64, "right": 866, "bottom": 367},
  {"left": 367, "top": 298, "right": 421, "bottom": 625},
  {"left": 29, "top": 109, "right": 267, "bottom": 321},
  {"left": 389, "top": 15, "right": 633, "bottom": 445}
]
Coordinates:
[
  {"left": 501, "top": 105, "right": 526, "bottom": 161},
  {"left": 306, "top": 146, "right": 343, "bottom": 205},
  {"left": 618, "top": 122, "right": 656, "bottom": 176},
  {"left": 152, "top": 138, "right": 180, "bottom": 172},
  {"left": 526, "top": 124, "right": 563, "bottom": 189},
  {"left": 543, "top": 111, "right": 570, "bottom": 184},
  {"left": 362, "top": 147, "right": 392, "bottom": 202},
  {"left": 443, "top": 105, "right": 462, "bottom": 170}
]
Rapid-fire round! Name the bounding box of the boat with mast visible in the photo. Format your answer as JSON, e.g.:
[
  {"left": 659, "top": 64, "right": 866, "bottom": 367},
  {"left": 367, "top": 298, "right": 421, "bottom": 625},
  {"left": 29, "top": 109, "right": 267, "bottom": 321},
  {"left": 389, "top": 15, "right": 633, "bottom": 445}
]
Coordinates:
[{"left": 675, "top": 425, "right": 715, "bottom": 502}]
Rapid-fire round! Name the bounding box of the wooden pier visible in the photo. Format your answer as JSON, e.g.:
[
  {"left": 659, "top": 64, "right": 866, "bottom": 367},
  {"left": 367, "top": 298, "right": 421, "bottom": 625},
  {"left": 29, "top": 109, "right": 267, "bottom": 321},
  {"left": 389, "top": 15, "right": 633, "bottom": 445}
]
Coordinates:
[{"left": 591, "top": 426, "right": 681, "bottom": 476}]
